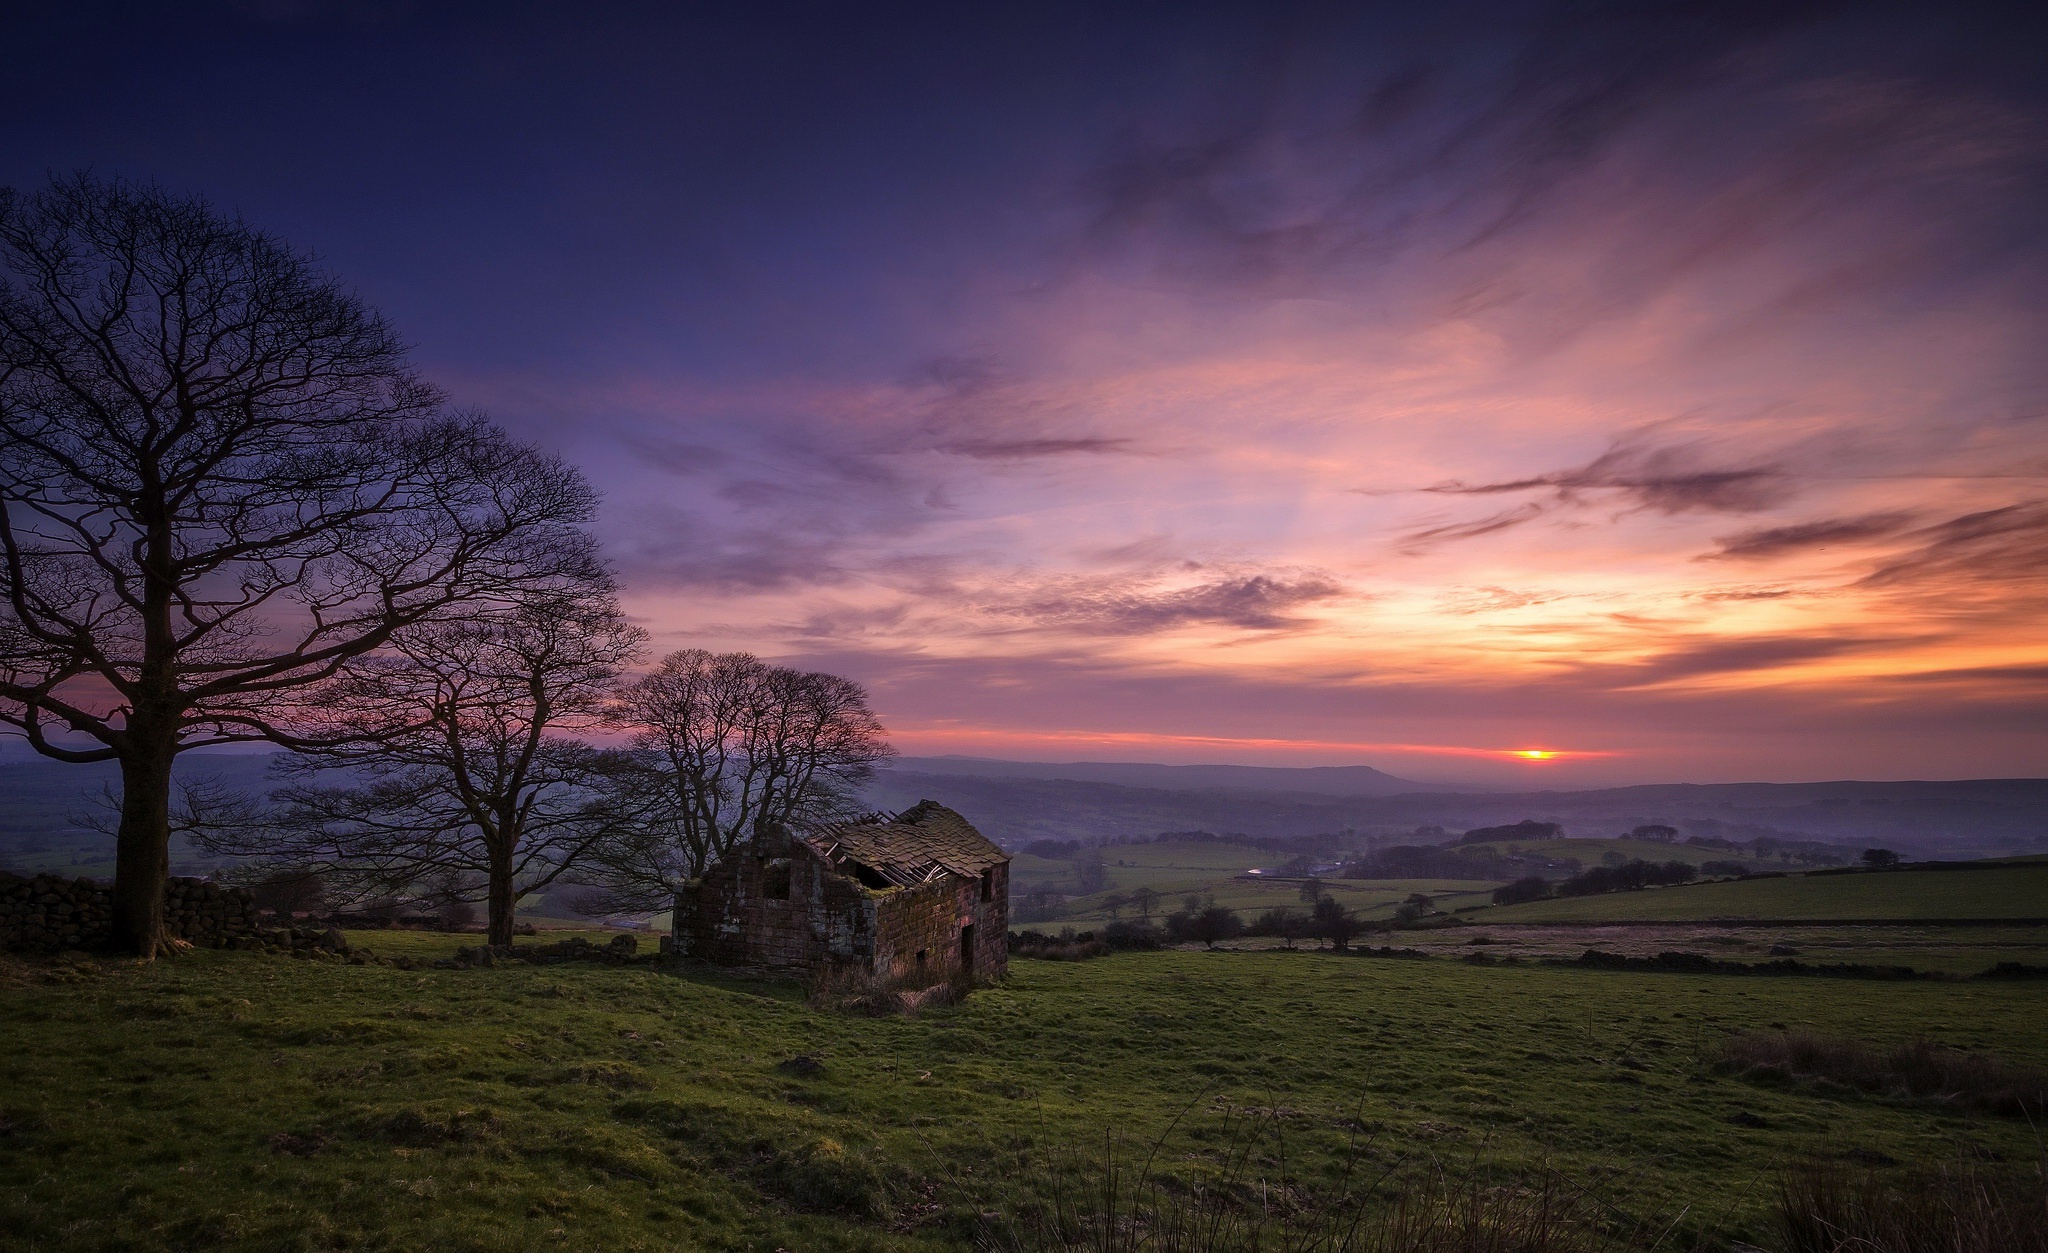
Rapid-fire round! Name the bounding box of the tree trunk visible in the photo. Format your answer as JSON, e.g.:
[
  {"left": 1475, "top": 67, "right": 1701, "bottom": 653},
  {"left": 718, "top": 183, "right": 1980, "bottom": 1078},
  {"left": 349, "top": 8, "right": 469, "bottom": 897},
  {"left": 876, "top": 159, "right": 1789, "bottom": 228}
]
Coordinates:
[
  {"left": 487, "top": 852, "right": 515, "bottom": 947},
  {"left": 112, "top": 741, "right": 175, "bottom": 958}
]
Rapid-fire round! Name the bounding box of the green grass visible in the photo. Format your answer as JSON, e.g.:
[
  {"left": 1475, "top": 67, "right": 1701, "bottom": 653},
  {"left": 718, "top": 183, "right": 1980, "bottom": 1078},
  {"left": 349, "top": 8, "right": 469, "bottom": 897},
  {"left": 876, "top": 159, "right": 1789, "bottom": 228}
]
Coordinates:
[
  {"left": 1013, "top": 836, "right": 1878, "bottom": 929},
  {"left": 4, "top": 932, "right": 2046, "bottom": 1251},
  {"left": 1473, "top": 864, "right": 2048, "bottom": 923}
]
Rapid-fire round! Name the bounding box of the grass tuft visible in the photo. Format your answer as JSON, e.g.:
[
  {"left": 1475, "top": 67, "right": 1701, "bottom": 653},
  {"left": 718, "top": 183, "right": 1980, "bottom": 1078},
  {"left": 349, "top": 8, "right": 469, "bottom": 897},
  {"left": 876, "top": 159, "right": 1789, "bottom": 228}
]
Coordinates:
[
  {"left": 1720, "top": 1031, "right": 2048, "bottom": 1117},
  {"left": 1775, "top": 1157, "right": 2048, "bottom": 1253}
]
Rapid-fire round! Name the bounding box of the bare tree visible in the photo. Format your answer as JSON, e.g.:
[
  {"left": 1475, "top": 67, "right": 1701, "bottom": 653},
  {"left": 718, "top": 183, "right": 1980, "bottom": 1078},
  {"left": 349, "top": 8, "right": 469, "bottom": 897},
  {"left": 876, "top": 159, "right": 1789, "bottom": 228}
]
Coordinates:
[
  {"left": 1128, "top": 885, "right": 1158, "bottom": 921},
  {"left": 198, "top": 591, "right": 645, "bottom": 945},
  {"left": 0, "top": 175, "right": 601, "bottom": 955},
  {"left": 1313, "top": 895, "right": 1362, "bottom": 950},
  {"left": 576, "top": 650, "right": 894, "bottom": 912}
]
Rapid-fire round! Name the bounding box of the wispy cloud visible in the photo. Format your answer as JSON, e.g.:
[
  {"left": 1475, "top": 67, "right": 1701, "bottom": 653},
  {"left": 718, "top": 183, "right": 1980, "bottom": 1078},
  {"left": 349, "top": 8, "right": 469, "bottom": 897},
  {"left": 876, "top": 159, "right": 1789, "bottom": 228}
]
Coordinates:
[
  {"left": 1001, "top": 572, "right": 1346, "bottom": 635},
  {"left": 1860, "top": 501, "right": 2048, "bottom": 588},
  {"left": 1425, "top": 440, "right": 1789, "bottom": 515},
  {"left": 1705, "top": 511, "right": 1919, "bottom": 560}
]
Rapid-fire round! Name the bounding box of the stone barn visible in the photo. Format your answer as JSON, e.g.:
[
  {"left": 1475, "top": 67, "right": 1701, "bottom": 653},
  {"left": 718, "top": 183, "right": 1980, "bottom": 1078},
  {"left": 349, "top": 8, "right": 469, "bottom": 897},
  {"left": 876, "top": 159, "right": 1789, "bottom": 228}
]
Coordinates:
[{"left": 670, "top": 801, "right": 1008, "bottom": 983}]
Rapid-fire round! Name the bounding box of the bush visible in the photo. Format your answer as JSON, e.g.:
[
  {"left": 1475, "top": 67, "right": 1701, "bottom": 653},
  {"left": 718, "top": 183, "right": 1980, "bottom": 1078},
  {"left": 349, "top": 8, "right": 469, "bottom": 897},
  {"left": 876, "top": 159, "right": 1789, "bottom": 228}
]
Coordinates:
[
  {"left": 1492, "top": 876, "right": 1552, "bottom": 905},
  {"left": 1249, "top": 906, "right": 1309, "bottom": 946},
  {"left": 1100, "top": 920, "right": 1164, "bottom": 950},
  {"left": 1010, "top": 929, "right": 1108, "bottom": 962},
  {"left": 1699, "top": 860, "right": 1749, "bottom": 877}
]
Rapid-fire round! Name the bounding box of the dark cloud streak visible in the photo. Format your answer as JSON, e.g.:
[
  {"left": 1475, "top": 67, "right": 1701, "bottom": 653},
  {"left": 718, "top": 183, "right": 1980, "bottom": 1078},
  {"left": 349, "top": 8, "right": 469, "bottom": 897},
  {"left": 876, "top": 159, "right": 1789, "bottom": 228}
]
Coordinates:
[{"left": 1705, "top": 511, "right": 1919, "bottom": 560}]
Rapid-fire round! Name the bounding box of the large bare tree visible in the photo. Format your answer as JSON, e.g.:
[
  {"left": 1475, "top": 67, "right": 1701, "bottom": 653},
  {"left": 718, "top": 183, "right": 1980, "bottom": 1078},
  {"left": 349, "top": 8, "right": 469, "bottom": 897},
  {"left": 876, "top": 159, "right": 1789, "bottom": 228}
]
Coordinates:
[
  {"left": 200, "top": 590, "right": 646, "bottom": 945},
  {"left": 0, "top": 174, "right": 602, "bottom": 956},
  {"left": 576, "top": 650, "right": 895, "bottom": 913}
]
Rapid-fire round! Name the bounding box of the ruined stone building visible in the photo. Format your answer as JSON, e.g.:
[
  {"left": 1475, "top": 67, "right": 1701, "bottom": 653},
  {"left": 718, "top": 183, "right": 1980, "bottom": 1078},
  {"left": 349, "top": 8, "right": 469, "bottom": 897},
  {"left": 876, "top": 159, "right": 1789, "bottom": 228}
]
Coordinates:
[{"left": 670, "top": 800, "right": 1008, "bottom": 982}]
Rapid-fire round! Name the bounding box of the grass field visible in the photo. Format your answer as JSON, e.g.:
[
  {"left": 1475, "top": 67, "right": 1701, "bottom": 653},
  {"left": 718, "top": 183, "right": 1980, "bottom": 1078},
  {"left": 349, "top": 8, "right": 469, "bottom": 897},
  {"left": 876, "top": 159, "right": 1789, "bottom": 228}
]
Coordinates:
[
  {"left": 1473, "top": 864, "right": 2048, "bottom": 923},
  {"left": 3, "top": 932, "right": 2044, "bottom": 1252},
  {"left": 1011, "top": 837, "right": 1915, "bottom": 929}
]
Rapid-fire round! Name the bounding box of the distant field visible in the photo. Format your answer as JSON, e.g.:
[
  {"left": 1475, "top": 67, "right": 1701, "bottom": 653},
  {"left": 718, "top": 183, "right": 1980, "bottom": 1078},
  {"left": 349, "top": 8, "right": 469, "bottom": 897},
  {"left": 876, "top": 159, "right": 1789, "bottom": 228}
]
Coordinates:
[
  {"left": 2, "top": 938, "right": 2043, "bottom": 1251},
  {"left": 1450, "top": 836, "right": 1819, "bottom": 869},
  {"left": 1475, "top": 864, "right": 2048, "bottom": 923}
]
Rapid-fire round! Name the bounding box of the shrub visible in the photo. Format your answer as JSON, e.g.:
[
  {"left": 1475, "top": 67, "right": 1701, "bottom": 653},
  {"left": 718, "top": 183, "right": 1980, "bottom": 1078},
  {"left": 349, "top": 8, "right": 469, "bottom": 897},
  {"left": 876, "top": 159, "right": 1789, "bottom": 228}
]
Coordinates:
[
  {"left": 1011, "top": 929, "right": 1108, "bottom": 962},
  {"left": 1720, "top": 1031, "right": 2047, "bottom": 1117},
  {"left": 1492, "top": 876, "right": 1551, "bottom": 905},
  {"left": 1699, "top": 860, "right": 1749, "bottom": 877},
  {"left": 1100, "top": 920, "right": 1164, "bottom": 950},
  {"left": 1250, "top": 906, "right": 1307, "bottom": 946}
]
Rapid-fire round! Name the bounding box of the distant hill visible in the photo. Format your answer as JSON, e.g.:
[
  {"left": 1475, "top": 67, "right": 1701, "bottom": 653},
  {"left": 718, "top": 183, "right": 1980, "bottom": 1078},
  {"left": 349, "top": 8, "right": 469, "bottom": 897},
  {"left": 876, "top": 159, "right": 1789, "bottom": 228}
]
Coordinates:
[
  {"left": 871, "top": 761, "right": 2048, "bottom": 860},
  {"left": 0, "top": 752, "right": 278, "bottom": 876},
  {"left": 887, "top": 756, "right": 1446, "bottom": 797}
]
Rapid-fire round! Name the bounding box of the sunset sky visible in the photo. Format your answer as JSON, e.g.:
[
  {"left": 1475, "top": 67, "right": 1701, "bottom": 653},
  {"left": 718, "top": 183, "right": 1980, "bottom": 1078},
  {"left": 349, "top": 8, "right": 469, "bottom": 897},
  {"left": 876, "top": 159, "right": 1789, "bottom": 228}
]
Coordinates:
[{"left": 8, "top": 2, "right": 2045, "bottom": 784}]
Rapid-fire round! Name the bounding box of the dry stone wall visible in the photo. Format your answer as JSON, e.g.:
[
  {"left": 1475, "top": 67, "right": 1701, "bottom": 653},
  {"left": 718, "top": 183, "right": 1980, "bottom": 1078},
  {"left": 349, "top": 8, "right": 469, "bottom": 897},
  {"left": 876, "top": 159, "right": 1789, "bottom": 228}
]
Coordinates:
[{"left": 0, "top": 872, "right": 264, "bottom": 953}]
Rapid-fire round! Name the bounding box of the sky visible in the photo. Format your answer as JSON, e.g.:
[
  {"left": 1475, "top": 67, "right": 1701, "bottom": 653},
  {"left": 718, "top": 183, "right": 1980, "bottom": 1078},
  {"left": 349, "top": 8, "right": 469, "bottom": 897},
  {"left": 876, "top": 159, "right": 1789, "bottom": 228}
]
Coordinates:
[{"left": 5, "top": 1, "right": 2046, "bottom": 785}]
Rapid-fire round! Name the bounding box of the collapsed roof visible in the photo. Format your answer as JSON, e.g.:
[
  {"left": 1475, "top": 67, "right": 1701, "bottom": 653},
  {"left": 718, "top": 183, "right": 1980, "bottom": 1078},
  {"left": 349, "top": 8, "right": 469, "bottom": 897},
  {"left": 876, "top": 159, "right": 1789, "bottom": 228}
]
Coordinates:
[{"left": 803, "top": 800, "right": 1007, "bottom": 889}]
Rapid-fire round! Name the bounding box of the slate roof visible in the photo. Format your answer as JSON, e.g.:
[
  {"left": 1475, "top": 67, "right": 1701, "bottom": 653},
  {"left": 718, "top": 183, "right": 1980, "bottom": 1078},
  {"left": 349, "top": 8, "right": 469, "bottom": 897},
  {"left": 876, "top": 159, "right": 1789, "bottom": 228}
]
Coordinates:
[{"left": 804, "top": 800, "right": 1007, "bottom": 889}]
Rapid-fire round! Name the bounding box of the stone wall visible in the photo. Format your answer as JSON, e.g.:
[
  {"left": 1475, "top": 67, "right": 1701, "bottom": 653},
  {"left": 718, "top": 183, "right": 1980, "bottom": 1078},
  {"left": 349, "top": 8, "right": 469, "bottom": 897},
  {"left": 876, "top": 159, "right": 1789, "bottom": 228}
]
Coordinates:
[
  {"left": 672, "top": 833, "right": 879, "bottom": 974},
  {"left": 871, "top": 861, "right": 1008, "bottom": 983},
  {"left": 674, "top": 837, "right": 1009, "bottom": 983},
  {"left": 0, "top": 872, "right": 264, "bottom": 953}
]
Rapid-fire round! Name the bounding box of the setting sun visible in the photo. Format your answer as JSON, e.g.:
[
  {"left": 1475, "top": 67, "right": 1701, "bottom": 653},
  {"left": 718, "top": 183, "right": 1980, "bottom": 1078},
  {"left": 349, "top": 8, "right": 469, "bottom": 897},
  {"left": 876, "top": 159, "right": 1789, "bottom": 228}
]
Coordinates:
[{"left": 1514, "top": 750, "right": 1559, "bottom": 760}]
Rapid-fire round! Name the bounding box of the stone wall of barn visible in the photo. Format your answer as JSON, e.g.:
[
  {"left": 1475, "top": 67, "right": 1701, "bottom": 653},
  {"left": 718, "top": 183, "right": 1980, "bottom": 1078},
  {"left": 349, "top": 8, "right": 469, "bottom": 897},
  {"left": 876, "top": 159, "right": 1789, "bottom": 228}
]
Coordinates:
[
  {"left": 871, "top": 860, "right": 1008, "bottom": 983},
  {"left": 671, "top": 836, "right": 878, "bottom": 974},
  {"left": 0, "top": 872, "right": 264, "bottom": 953},
  {"left": 672, "top": 840, "right": 1010, "bottom": 983}
]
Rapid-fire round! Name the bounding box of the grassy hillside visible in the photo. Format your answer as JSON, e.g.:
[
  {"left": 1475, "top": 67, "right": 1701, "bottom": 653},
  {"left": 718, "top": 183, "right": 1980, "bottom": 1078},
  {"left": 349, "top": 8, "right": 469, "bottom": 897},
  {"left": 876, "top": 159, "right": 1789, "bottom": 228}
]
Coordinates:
[
  {"left": 1475, "top": 864, "right": 2048, "bottom": 923},
  {"left": 4, "top": 936, "right": 2044, "bottom": 1251}
]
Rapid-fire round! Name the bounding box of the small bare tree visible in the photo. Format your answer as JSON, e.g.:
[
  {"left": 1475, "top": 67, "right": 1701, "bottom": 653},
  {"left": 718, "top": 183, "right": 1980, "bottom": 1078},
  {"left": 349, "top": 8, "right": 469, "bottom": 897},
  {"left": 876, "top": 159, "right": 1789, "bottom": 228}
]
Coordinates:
[
  {"left": 576, "top": 650, "right": 894, "bottom": 913},
  {"left": 199, "top": 590, "right": 645, "bottom": 945},
  {"left": 0, "top": 175, "right": 602, "bottom": 955}
]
